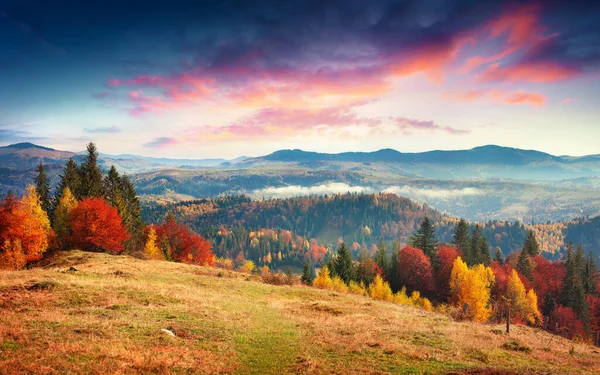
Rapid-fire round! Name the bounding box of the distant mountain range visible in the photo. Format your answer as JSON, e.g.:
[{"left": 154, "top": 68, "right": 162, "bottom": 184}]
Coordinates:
[{"left": 1, "top": 142, "right": 600, "bottom": 223}]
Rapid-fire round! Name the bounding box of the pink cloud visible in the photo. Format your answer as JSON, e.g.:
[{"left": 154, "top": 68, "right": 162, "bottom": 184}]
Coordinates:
[
  {"left": 480, "top": 61, "right": 580, "bottom": 83},
  {"left": 143, "top": 137, "right": 179, "bottom": 148},
  {"left": 442, "top": 89, "right": 546, "bottom": 108},
  {"left": 390, "top": 117, "right": 469, "bottom": 135},
  {"left": 561, "top": 97, "right": 575, "bottom": 104}
]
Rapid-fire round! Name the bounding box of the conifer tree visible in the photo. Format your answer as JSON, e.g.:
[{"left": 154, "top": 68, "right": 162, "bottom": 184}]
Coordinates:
[
  {"left": 583, "top": 250, "right": 597, "bottom": 294},
  {"left": 478, "top": 235, "right": 491, "bottom": 266},
  {"left": 523, "top": 230, "right": 540, "bottom": 256},
  {"left": 494, "top": 247, "right": 503, "bottom": 264},
  {"left": 388, "top": 240, "right": 402, "bottom": 292},
  {"left": 334, "top": 242, "right": 355, "bottom": 285},
  {"left": 409, "top": 217, "right": 438, "bottom": 266},
  {"left": 34, "top": 162, "right": 51, "bottom": 213},
  {"left": 374, "top": 237, "right": 389, "bottom": 272},
  {"left": 56, "top": 158, "right": 80, "bottom": 201},
  {"left": 468, "top": 225, "right": 483, "bottom": 266},
  {"left": 517, "top": 248, "right": 534, "bottom": 281},
  {"left": 452, "top": 219, "right": 470, "bottom": 254},
  {"left": 301, "top": 261, "right": 313, "bottom": 285},
  {"left": 79, "top": 142, "right": 103, "bottom": 198}
]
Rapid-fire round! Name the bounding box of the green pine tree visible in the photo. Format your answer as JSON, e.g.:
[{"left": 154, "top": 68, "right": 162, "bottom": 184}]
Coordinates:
[
  {"left": 409, "top": 217, "right": 438, "bottom": 266},
  {"left": 334, "top": 242, "right": 355, "bottom": 285},
  {"left": 523, "top": 230, "right": 541, "bottom": 256},
  {"left": 56, "top": 158, "right": 80, "bottom": 201},
  {"left": 468, "top": 225, "right": 483, "bottom": 266},
  {"left": 494, "top": 247, "right": 503, "bottom": 265},
  {"left": 301, "top": 261, "right": 313, "bottom": 285},
  {"left": 583, "top": 250, "right": 597, "bottom": 294},
  {"left": 34, "top": 162, "right": 51, "bottom": 213},
  {"left": 79, "top": 142, "right": 104, "bottom": 198},
  {"left": 478, "top": 235, "right": 491, "bottom": 266},
  {"left": 452, "top": 219, "right": 471, "bottom": 254},
  {"left": 374, "top": 237, "right": 389, "bottom": 272},
  {"left": 517, "top": 248, "right": 534, "bottom": 281},
  {"left": 388, "top": 240, "right": 401, "bottom": 292}
]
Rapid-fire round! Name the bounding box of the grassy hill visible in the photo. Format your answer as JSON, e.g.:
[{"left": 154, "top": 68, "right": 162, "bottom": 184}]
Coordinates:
[{"left": 1, "top": 251, "right": 599, "bottom": 374}]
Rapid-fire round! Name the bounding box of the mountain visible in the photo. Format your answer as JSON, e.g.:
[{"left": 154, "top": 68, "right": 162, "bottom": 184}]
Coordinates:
[{"left": 0, "top": 142, "right": 76, "bottom": 169}]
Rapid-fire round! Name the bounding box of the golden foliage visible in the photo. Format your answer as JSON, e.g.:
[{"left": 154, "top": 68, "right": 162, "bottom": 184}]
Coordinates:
[
  {"left": 144, "top": 227, "right": 164, "bottom": 260},
  {"left": 368, "top": 274, "right": 393, "bottom": 301},
  {"left": 449, "top": 257, "right": 495, "bottom": 322},
  {"left": 314, "top": 266, "right": 334, "bottom": 290}
]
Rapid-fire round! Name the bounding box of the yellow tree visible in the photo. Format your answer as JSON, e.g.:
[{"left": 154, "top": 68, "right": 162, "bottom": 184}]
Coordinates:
[
  {"left": 20, "top": 185, "right": 53, "bottom": 261},
  {"left": 505, "top": 269, "right": 541, "bottom": 324},
  {"left": 53, "top": 187, "right": 78, "bottom": 249},
  {"left": 144, "top": 226, "right": 164, "bottom": 260},
  {"left": 449, "top": 257, "right": 495, "bottom": 322},
  {"left": 314, "top": 266, "right": 333, "bottom": 290},
  {"left": 368, "top": 274, "right": 393, "bottom": 301}
]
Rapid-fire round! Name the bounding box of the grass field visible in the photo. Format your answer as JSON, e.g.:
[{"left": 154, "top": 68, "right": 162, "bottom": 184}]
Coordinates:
[{"left": 1, "top": 251, "right": 599, "bottom": 374}]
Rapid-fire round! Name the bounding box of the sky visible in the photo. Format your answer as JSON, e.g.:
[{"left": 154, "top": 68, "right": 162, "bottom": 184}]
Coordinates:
[{"left": 0, "top": 0, "right": 599, "bottom": 159}]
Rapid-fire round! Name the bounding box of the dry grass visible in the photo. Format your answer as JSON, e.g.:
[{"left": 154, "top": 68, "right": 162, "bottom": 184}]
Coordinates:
[{"left": 1, "top": 251, "right": 599, "bottom": 375}]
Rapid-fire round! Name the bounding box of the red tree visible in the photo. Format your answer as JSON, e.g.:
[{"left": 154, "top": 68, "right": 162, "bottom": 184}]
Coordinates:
[
  {"left": 155, "top": 215, "right": 215, "bottom": 266},
  {"left": 398, "top": 245, "right": 434, "bottom": 294},
  {"left": 532, "top": 256, "right": 566, "bottom": 310},
  {"left": 550, "top": 306, "right": 585, "bottom": 339},
  {"left": 68, "top": 197, "right": 130, "bottom": 254},
  {"left": 435, "top": 245, "right": 460, "bottom": 300}
]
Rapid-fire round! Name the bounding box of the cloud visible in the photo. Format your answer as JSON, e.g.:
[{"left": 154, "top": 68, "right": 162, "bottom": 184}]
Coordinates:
[
  {"left": 390, "top": 117, "right": 469, "bottom": 135},
  {"left": 143, "top": 137, "right": 179, "bottom": 148},
  {"left": 480, "top": 61, "right": 580, "bottom": 83},
  {"left": 83, "top": 126, "right": 122, "bottom": 134},
  {"left": 383, "top": 186, "right": 483, "bottom": 200},
  {"left": 252, "top": 183, "right": 371, "bottom": 199},
  {"left": 561, "top": 97, "right": 575, "bottom": 104},
  {"left": 442, "top": 89, "right": 546, "bottom": 108}
]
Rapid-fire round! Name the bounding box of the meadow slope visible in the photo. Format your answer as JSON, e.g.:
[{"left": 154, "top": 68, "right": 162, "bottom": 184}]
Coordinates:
[{"left": 1, "top": 251, "right": 599, "bottom": 375}]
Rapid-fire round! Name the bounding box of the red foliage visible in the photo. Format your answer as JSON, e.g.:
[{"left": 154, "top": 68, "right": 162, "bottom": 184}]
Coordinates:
[
  {"left": 155, "top": 215, "right": 215, "bottom": 266},
  {"left": 435, "top": 245, "right": 460, "bottom": 300},
  {"left": 308, "top": 239, "right": 327, "bottom": 264},
  {"left": 587, "top": 295, "right": 600, "bottom": 333},
  {"left": 490, "top": 262, "right": 533, "bottom": 298},
  {"left": 550, "top": 305, "right": 585, "bottom": 339},
  {"left": 398, "top": 245, "right": 434, "bottom": 294},
  {"left": 68, "top": 198, "right": 130, "bottom": 254},
  {"left": 532, "top": 256, "right": 566, "bottom": 310}
]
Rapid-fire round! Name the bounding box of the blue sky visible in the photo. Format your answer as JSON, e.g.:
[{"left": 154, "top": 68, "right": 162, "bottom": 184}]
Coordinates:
[{"left": 1, "top": 0, "right": 599, "bottom": 158}]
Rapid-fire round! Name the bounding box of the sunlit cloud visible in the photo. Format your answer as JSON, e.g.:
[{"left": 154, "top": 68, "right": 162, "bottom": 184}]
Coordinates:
[
  {"left": 442, "top": 89, "right": 546, "bottom": 108},
  {"left": 143, "top": 136, "right": 180, "bottom": 148}
]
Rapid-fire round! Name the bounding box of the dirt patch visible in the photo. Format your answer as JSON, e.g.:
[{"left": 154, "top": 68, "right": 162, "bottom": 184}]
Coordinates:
[{"left": 308, "top": 302, "right": 343, "bottom": 316}]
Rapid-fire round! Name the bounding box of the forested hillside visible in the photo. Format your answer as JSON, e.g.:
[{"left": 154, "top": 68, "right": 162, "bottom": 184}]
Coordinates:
[{"left": 141, "top": 193, "right": 595, "bottom": 268}]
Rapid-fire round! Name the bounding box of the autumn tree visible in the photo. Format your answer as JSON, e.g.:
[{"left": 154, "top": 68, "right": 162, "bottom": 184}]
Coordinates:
[
  {"left": 369, "top": 274, "right": 393, "bottom": 301},
  {"left": 409, "top": 217, "right": 438, "bottom": 265},
  {"left": 314, "top": 266, "right": 333, "bottom": 289},
  {"left": 52, "top": 187, "right": 78, "bottom": 249},
  {"left": 356, "top": 252, "right": 381, "bottom": 287},
  {"left": 78, "top": 142, "right": 103, "bottom": 198},
  {"left": 436, "top": 245, "right": 460, "bottom": 301},
  {"left": 398, "top": 245, "right": 434, "bottom": 294},
  {"left": 0, "top": 186, "right": 53, "bottom": 269},
  {"left": 144, "top": 226, "right": 164, "bottom": 260},
  {"left": 68, "top": 197, "right": 130, "bottom": 254},
  {"left": 155, "top": 214, "right": 215, "bottom": 266},
  {"left": 35, "top": 162, "right": 51, "bottom": 213},
  {"left": 505, "top": 269, "right": 541, "bottom": 325},
  {"left": 449, "top": 257, "right": 495, "bottom": 322}
]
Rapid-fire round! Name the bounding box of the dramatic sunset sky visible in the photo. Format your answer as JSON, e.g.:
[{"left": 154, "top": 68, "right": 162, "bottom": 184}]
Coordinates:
[{"left": 1, "top": 0, "right": 599, "bottom": 158}]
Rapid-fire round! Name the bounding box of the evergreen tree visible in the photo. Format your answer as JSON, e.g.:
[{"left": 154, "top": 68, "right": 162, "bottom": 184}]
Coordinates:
[
  {"left": 542, "top": 293, "right": 557, "bottom": 317},
  {"left": 334, "top": 242, "right": 355, "bottom": 285},
  {"left": 452, "top": 219, "right": 470, "bottom": 254},
  {"left": 523, "top": 230, "right": 540, "bottom": 256},
  {"left": 517, "top": 249, "right": 534, "bottom": 281},
  {"left": 583, "top": 250, "right": 597, "bottom": 294},
  {"left": 103, "top": 165, "right": 122, "bottom": 207},
  {"left": 409, "top": 217, "right": 438, "bottom": 265},
  {"left": 374, "top": 237, "right": 389, "bottom": 272},
  {"left": 56, "top": 158, "right": 80, "bottom": 201},
  {"left": 494, "top": 247, "right": 503, "bottom": 264},
  {"left": 468, "top": 225, "right": 483, "bottom": 266},
  {"left": 301, "top": 261, "right": 313, "bottom": 285},
  {"left": 388, "top": 240, "right": 402, "bottom": 292},
  {"left": 478, "top": 235, "right": 491, "bottom": 266},
  {"left": 79, "top": 142, "right": 103, "bottom": 198},
  {"left": 34, "top": 162, "right": 51, "bottom": 213}
]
